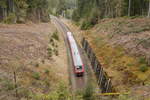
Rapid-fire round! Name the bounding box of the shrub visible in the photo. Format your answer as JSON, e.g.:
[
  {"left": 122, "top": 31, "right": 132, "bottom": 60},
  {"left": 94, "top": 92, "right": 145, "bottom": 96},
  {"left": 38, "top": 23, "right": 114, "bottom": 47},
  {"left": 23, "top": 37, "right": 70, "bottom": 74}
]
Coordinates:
[
  {"left": 52, "top": 42, "right": 55, "bottom": 47},
  {"left": 55, "top": 44, "right": 58, "bottom": 48},
  {"left": 80, "top": 21, "right": 93, "bottom": 30},
  {"left": 35, "top": 63, "right": 39, "bottom": 67},
  {"left": 44, "top": 78, "right": 50, "bottom": 87},
  {"left": 139, "top": 65, "right": 148, "bottom": 72},
  {"left": 48, "top": 51, "right": 52, "bottom": 58},
  {"left": 57, "top": 82, "right": 70, "bottom": 100},
  {"left": 41, "top": 59, "right": 45, "bottom": 64},
  {"left": 47, "top": 47, "right": 52, "bottom": 57},
  {"left": 49, "top": 38, "right": 54, "bottom": 43},
  {"left": 54, "top": 49, "right": 59, "bottom": 56},
  {"left": 3, "top": 80, "right": 15, "bottom": 91},
  {"left": 83, "top": 83, "right": 95, "bottom": 100},
  {"left": 44, "top": 69, "right": 49, "bottom": 74},
  {"left": 3, "top": 13, "right": 16, "bottom": 24},
  {"left": 47, "top": 47, "right": 52, "bottom": 51},
  {"left": 32, "top": 72, "right": 40, "bottom": 80},
  {"left": 52, "top": 31, "right": 59, "bottom": 41},
  {"left": 18, "top": 88, "right": 30, "bottom": 98},
  {"left": 30, "top": 82, "right": 71, "bottom": 100},
  {"left": 139, "top": 57, "right": 147, "bottom": 64},
  {"left": 72, "top": 10, "right": 80, "bottom": 22}
]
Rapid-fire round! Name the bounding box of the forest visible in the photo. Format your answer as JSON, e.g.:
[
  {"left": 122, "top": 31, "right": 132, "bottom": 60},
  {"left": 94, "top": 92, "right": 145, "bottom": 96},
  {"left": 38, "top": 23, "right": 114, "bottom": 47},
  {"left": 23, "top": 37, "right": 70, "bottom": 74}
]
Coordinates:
[
  {"left": 0, "top": 0, "right": 51, "bottom": 23},
  {"left": 72, "top": 0, "right": 150, "bottom": 29},
  {"left": 0, "top": 0, "right": 150, "bottom": 24},
  {"left": 0, "top": 0, "right": 71, "bottom": 23}
]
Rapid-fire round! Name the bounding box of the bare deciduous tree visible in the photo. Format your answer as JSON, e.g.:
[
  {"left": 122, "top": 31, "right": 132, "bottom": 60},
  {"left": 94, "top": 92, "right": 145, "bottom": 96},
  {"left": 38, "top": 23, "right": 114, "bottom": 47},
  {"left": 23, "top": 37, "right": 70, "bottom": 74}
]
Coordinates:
[
  {"left": 148, "top": 0, "right": 150, "bottom": 17},
  {"left": 128, "top": 0, "right": 131, "bottom": 16}
]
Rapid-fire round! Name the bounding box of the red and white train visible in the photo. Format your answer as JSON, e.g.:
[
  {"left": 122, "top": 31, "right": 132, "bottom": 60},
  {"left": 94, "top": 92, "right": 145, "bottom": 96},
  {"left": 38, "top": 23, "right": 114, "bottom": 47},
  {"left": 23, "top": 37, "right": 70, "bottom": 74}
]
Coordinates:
[{"left": 67, "top": 32, "right": 84, "bottom": 76}]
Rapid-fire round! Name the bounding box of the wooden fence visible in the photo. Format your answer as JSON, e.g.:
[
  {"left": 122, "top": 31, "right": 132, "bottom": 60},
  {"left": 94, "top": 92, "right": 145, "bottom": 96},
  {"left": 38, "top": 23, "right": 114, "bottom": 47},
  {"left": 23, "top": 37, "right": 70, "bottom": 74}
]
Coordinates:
[{"left": 81, "top": 37, "right": 114, "bottom": 93}]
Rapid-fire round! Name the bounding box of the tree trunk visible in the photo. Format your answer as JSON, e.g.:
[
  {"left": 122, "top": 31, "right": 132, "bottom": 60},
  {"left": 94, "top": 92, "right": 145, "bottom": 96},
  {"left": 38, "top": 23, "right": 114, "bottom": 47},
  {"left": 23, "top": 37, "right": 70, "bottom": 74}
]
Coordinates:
[
  {"left": 4, "top": 8, "right": 7, "bottom": 18},
  {"left": 2, "top": 8, "right": 5, "bottom": 19},
  {"left": 12, "top": 0, "right": 15, "bottom": 13},
  {"left": 148, "top": 0, "right": 150, "bottom": 18},
  {"left": 38, "top": 9, "right": 41, "bottom": 23},
  {"left": 128, "top": 0, "right": 131, "bottom": 16}
]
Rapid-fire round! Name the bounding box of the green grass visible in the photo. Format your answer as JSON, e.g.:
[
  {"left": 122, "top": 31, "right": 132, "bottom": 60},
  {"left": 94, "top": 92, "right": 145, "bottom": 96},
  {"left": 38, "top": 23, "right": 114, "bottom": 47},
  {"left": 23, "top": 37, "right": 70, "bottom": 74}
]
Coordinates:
[
  {"left": 139, "top": 57, "right": 147, "bottom": 64},
  {"left": 139, "top": 65, "right": 148, "bottom": 72},
  {"left": 32, "top": 72, "right": 40, "bottom": 80}
]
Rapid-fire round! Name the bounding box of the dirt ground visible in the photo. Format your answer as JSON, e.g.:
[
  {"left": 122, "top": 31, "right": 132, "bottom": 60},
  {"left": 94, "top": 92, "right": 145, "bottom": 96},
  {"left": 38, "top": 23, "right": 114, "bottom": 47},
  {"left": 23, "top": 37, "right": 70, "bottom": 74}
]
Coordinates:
[
  {"left": 62, "top": 18, "right": 150, "bottom": 98},
  {"left": 0, "top": 22, "right": 68, "bottom": 99}
]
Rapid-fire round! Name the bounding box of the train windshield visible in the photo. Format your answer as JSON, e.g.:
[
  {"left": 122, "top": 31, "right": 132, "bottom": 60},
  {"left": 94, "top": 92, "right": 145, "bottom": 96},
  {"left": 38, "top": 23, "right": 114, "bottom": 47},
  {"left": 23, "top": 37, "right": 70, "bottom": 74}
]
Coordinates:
[{"left": 77, "top": 66, "right": 82, "bottom": 70}]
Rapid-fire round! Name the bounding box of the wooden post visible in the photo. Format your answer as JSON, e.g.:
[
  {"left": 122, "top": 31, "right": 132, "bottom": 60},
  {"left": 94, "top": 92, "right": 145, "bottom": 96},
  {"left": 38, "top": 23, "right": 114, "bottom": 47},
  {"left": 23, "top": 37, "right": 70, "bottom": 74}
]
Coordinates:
[
  {"left": 14, "top": 71, "right": 18, "bottom": 97},
  {"left": 97, "top": 71, "right": 102, "bottom": 85},
  {"left": 91, "top": 54, "right": 96, "bottom": 67},
  {"left": 106, "top": 79, "right": 111, "bottom": 93},
  {"left": 101, "top": 75, "right": 107, "bottom": 93},
  {"left": 94, "top": 60, "right": 98, "bottom": 72},
  {"left": 87, "top": 46, "right": 91, "bottom": 58},
  {"left": 82, "top": 38, "right": 85, "bottom": 47},
  {"left": 82, "top": 37, "right": 113, "bottom": 93},
  {"left": 84, "top": 41, "right": 88, "bottom": 52},
  {"left": 98, "top": 68, "right": 103, "bottom": 85},
  {"left": 96, "top": 65, "right": 100, "bottom": 78},
  {"left": 89, "top": 48, "right": 92, "bottom": 60}
]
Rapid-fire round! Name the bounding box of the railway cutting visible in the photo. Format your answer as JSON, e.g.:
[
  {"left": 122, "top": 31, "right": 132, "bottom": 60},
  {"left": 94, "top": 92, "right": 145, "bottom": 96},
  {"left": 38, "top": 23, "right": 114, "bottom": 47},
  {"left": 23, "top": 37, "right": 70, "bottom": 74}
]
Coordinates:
[{"left": 51, "top": 16, "right": 97, "bottom": 92}]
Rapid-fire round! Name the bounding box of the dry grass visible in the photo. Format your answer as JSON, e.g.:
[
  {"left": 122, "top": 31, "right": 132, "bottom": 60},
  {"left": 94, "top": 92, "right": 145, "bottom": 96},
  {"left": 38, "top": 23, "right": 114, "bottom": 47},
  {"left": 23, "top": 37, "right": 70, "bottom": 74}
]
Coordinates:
[
  {"left": 0, "top": 22, "right": 68, "bottom": 99},
  {"left": 62, "top": 17, "right": 150, "bottom": 96}
]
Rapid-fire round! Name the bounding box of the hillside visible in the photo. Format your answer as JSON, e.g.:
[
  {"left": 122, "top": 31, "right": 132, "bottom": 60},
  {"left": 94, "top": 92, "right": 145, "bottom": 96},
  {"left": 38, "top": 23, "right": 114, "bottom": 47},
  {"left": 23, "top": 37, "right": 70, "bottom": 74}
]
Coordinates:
[
  {"left": 85, "top": 17, "right": 150, "bottom": 91},
  {"left": 62, "top": 17, "right": 150, "bottom": 97},
  {"left": 0, "top": 22, "right": 69, "bottom": 100}
]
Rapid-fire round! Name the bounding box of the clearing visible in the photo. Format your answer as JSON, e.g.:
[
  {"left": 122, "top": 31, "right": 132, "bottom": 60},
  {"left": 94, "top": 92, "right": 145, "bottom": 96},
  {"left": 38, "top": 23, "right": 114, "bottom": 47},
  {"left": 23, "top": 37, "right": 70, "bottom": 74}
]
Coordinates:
[{"left": 0, "top": 22, "right": 69, "bottom": 100}]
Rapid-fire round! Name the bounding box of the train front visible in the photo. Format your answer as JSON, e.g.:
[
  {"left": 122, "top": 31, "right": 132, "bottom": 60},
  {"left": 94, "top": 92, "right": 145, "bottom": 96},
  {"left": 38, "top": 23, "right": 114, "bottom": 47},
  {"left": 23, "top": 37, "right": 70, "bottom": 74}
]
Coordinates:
[{"left": 75, "top": 65, "right": 84, "bottom": 76}]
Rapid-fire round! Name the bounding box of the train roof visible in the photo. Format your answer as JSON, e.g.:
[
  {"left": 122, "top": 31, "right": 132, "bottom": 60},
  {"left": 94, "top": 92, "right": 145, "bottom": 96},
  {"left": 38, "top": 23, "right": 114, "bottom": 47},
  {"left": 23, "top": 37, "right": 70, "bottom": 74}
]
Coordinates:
[{"left": 67, "top": 32, "right": 83, "bottom": 66}]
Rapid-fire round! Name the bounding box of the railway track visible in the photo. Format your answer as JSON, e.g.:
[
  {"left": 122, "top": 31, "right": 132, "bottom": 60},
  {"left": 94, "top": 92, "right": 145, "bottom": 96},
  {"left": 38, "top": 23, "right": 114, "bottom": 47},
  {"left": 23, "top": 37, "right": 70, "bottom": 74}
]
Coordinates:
[{"left": 51, "top": 16, "right": 97, "bottom": 92}]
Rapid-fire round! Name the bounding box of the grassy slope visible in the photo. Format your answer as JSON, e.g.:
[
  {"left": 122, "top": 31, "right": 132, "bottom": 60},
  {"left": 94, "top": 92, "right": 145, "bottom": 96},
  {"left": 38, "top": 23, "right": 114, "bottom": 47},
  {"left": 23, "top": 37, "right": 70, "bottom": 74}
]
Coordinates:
[
  {"left": 84, "top": 17, "right": 150, "bottom": 92},
  {"left": 62, "top": 17, "right": 150, "bottom": 94}
]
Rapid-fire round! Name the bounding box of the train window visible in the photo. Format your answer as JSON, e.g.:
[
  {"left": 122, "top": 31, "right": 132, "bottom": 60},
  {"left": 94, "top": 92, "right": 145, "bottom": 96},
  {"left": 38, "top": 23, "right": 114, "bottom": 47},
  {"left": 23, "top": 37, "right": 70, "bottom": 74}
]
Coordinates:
[{"left": 77, "top": 66, "right": 82, "bottom": 69}]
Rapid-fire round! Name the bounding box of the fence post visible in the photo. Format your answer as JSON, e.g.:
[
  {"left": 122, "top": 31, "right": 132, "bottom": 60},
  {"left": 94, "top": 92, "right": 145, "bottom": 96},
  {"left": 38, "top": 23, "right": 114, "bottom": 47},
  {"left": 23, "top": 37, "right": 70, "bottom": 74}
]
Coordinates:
[
  {"left": 81, "top": 38, "right": 113, "bottom": 93},
  {"left": 81, "top": 38, "right": 85, "bottom": 47},
  {"left": 105, "top": 79, "right": 111, "bottom": 93},
  {"left": 87, "top": 45, "right": 91, "bottom": 58},
  {"left": 98, "top": 68, "right": 103, "bottom": 85},
  {"left": 91, "top": 54, "right": 96, "bottom": 67},
  {"left": 93, "top": 60, "right": 98, "bottom": 72},
  {"left": 84, "top": 40, "right": 88, "bottom": 52}
]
